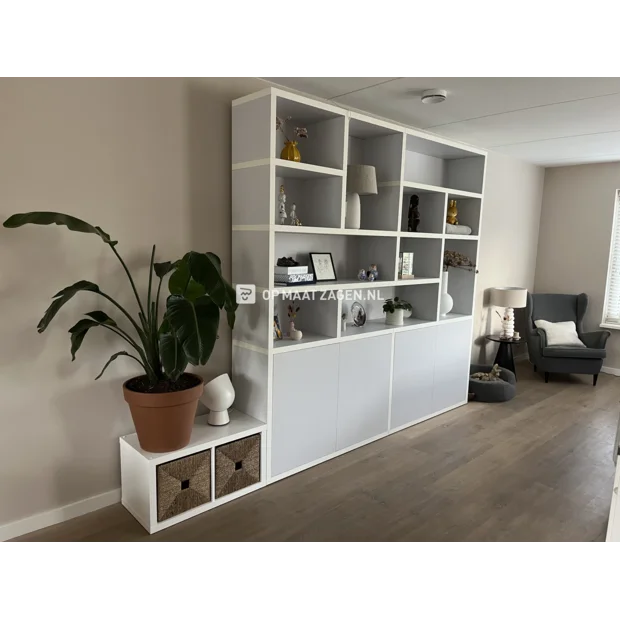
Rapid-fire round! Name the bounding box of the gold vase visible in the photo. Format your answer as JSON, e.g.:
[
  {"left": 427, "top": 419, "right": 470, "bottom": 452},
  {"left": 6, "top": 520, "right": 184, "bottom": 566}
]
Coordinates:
[{"left": 281, "top": 141, "right": 301, "bottom": 162}]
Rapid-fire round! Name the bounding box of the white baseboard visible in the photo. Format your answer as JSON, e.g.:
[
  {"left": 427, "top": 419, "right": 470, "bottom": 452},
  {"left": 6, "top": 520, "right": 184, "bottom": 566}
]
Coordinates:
[
  {"left": 0, "top": 488, "right": 120, "bottom": 542},
  {"left": 601, "top": 366, "right": 620, "bottom": 377}
]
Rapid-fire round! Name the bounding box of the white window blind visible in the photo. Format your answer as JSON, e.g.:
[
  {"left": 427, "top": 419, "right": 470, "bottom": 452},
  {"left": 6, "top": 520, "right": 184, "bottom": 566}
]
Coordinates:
[{"left": 603, "top": 190, "right": 620, "bottom": 325}]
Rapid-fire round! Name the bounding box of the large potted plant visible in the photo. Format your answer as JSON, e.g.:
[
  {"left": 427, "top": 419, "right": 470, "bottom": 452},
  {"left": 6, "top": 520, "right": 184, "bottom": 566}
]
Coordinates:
[{"left": 3, "top": 212, "right": 238, "bottom": 453}]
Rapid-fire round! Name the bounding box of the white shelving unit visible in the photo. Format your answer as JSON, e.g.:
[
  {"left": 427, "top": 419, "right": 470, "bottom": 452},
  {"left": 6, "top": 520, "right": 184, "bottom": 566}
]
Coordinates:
[{"left": 230, "top": 88, "right": 486, "bottom": 483}]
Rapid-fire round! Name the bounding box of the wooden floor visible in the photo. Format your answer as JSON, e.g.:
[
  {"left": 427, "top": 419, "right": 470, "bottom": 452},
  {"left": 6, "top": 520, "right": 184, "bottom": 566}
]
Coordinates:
[{"left": 15, "top": 362, "right": 620, "bottom": 541}]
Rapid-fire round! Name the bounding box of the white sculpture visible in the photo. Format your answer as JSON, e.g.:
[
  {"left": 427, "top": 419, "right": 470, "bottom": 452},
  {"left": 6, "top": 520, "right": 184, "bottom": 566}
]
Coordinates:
[
  {"left": 278, "top": 185, "right": 287, "bottom": 225},
  {"left": 290, "top": 203, "right": 300, "bottom": 226},
  {"left": 202, "top": 373, "right": 235, "bottom": 426}
]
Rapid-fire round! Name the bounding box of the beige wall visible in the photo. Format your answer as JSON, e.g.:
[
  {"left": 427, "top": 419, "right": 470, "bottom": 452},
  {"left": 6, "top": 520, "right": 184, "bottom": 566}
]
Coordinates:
[
  {"left": 535, "top": 162, "right": 620, "bottom": 368},
  {"left": 472, "top": 152, "right": 545, "bottom": 364},
  {"left": 0, "top": 77, "right": 264, "bottom": 527}
]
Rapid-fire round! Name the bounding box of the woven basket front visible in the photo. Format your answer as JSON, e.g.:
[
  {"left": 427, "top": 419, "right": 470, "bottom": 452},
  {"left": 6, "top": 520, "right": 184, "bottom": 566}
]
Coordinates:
[
  {"left": 215, "top": 434, "right": 261, "bottom": 499},
  {"left": 156, "top": 449, "right": 211, "bottom": 522}
]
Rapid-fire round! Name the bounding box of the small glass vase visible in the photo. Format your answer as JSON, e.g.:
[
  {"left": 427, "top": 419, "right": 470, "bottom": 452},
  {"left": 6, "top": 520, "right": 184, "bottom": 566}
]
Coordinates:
[{"left": 281, "top": 141, "right": 301, "bottom": 162}]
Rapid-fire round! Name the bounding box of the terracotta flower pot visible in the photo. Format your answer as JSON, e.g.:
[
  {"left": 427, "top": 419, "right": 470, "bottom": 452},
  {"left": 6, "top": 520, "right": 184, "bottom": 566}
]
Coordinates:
[{"left": 123, "top": 374, "right": 204, "bottom": 453}]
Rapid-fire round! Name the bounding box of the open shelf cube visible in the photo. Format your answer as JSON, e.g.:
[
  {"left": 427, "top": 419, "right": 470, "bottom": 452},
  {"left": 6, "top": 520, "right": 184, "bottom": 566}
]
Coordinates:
[
  {"left": 400, "top": 186, "right": 446, "bottom": 234},
  {"left": 276, "top": 95, "right": 346, "bottom": 170},
  {"left": 341, "top": 283, "right": 438, "bottom": 338},
  {"left": 347, "top": 116, "right": 404, "bottom": 232},
  {"left": 275, "top": 172, "right": 343, "bottom": 228},
  {"left": 445, "top": 196, "right": 482, "bottom": 235},
  {"left": 404, "top": 133, "right": 485, "bottom": 194},
  {"left": 444, "top": 238, "right": 478, "bottom": 317},
  {"left": 274, "top": 231, "right": 398, "bottom": 283},
  {"left": 399, "top": 237, "right": 443, "bottom": 280},
  {"left": 348, "top": 117, "right": 403, "bottom": 183},
  {"left": 273, "top": 293, "right": 338, "bottom": 351}
]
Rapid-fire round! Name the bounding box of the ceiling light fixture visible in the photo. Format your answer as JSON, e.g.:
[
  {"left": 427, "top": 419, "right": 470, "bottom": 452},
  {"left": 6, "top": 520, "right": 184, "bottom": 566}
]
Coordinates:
[{"left": 421, "top": 89, "right": 447, "bottom": 104}]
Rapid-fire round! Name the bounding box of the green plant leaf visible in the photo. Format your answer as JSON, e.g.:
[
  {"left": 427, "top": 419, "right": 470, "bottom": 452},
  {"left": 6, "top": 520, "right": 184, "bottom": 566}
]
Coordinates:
[
  {"left": 154, "top": 261, "right": 175, "bottom": 278},
  {"left": 95, "top": 351, "right": 141, "bottom": 380},
  {"left": 185, "top": 251, "right": 238, "bottom": 328},
  {"left": 165, "top": 296, "right": 201, "bottom": 364},
  {"left": 165, "top": 295, "right": 220, "bottom": 365},
  {"left": 168, "top": 260, "right": 205, "bottom": 301},
  {"left": 85, "top": 310, "right": 117, "bottom": 326},
  {"left": 3, "top": 212, "right": 115, "bottom": 245},
  {"left": 159, "top": 332, "right": 188, "bottom": 381},
  {"left": 38, "top": 280, "right": 100, "bottom": 333},
  {"left": 68, "top": 318, "right": 101, "bottom": 361},
  {"left": 194, "top": 296, "right": 220, "bottom": 365}
]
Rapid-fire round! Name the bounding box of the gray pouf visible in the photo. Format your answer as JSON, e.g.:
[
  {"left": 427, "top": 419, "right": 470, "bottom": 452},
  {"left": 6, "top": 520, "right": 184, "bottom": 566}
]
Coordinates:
[{"left": 468, "top": 364, "right": 516, "bottom": 402}]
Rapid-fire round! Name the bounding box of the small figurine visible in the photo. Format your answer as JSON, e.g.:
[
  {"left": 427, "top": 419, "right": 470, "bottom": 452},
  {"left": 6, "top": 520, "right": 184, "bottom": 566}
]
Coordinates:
[
  {"left": 357, "top": 269, "right": 368, "bottom": 281},
  {"left": 278, "top": 185, "right": 287, "bottom": 225},
  {"left": 368, "top": 264, "right": 379, "bottom": 280},
  {"left": 367, "top": 272, "right": 375, "bottom": 282},
  {"left": 446, "top": 199, "right": 458, "bottom": 225},
  {"left": 408, "top": 195, "right": 421, "bottom": 232},
  {"left": 290, "top": 203, "right": 302, "bottom": 226}
]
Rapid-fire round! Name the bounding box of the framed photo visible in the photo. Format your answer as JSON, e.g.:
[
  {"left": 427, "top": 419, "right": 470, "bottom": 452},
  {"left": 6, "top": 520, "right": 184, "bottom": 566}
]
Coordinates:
[{"left": 309, "top": 252, "right": 337, "bottom": 282}]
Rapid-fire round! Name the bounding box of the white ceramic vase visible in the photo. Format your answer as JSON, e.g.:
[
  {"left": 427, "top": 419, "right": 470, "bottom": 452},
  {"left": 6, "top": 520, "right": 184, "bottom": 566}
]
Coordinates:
[
  {"left": 385, "top": 308, "right": 404, "bottom": 326},
  {"left": 202, "top": 373, "right": 235, "bottom": 426},
  {"left": 345, "top": 192, "right": 361, "bottom": 229},
  {"left": 440, "top": 271, "right": 454, "bottom": 317}
]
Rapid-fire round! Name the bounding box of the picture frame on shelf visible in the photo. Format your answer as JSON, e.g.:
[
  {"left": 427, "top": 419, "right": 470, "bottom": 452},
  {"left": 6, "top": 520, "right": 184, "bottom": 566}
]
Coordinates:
[{"left": 309, "top": 252, "right": 337, "bottom": 282}]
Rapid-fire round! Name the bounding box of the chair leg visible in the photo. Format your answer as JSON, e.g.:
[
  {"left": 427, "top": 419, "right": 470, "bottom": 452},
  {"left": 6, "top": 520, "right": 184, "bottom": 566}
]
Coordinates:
[
  {"left": 593, "top": 374, "right": 599, "bottom": 387},
  {"left": 544, "top": 372, "right": 549, "bottom": 383},
  {"left": 534, "top": 365, "right": 537, "bottom": 372}
]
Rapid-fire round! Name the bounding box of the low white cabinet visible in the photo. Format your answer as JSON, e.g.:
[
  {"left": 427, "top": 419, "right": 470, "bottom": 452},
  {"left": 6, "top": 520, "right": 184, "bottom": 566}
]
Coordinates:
[
  {"left": 271, "top": 345, "right": 339, "bottom": 477},
  {"left": 391, "top": 327, "right": 437, "bottom": 430},
  {"left": 432, "top": 319, "right": 472, "bottom": 413},
  {"left": 337, "top": 335, "right": 391, "bottom": 451},
  {"left": 271, "top": 319, "right": 472, "bottom": 479},
  {"left": 391, "top": 319, "right": 471, "bottom": 431}
]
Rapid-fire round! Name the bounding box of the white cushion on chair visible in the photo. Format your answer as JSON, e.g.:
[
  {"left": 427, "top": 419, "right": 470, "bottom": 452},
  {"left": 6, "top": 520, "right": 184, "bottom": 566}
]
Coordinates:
[{"left": 534, "top": 319, "right": 586, "bottom": 347}]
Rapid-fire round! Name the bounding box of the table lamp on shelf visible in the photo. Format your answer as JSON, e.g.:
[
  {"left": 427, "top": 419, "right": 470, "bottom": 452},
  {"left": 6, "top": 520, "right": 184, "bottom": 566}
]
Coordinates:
[
  {"left": 345, "top": 164, "right": 377, "bottom": 229},
  {"left": 490, "top": 287, "right": 527, "bottom": 340}
]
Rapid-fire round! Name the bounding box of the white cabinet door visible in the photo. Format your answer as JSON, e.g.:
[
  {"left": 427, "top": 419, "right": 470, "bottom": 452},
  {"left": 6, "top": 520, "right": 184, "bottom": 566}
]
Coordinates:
[
  {"left": 391, "top": 326, "right": 437, "bottom": 430},
  {"left": 433, "top": 318, "right": 472, "bottom": 413},
  {"left": 271, "top": 345, "right": 339, "bottom": 477},
  {"left": 337, "top": 335, "right": 392, "bottom": 450},
  {"left": 606, "top": 457, "right": 620, "bottom": 541}
]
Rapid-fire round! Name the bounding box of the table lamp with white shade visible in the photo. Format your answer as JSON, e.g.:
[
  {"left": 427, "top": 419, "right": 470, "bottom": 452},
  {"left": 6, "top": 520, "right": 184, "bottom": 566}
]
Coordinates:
[
  {"left": 345, "top": 164, "right": 377, "bottom": 229},
  {"left": 491, "top": 287, "right": 528, "bottom": 339}
]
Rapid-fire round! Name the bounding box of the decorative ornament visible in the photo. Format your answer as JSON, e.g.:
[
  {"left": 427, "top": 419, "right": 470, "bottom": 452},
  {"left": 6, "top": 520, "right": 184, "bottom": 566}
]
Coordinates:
[
  {"left": 408, "top": 195, "right": 421, "bottom": 232},
  {"left": 289, "top": 203, "right": 302, "bottom": 226},
  {"left": 278, "top": 185, "right": 287, "bottom": 225}
]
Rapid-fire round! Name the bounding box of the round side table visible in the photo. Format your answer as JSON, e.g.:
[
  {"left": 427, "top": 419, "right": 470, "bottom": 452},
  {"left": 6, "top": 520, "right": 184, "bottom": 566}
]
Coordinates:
[{"left": 485, "top": 335, "right": 523, "bottom": 379}]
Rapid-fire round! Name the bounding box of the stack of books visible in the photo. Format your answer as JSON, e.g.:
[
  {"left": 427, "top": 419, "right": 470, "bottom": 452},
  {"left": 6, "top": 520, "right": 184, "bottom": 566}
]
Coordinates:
[{"left": 274, "top": 265, "right": 314, "bottom": 286}]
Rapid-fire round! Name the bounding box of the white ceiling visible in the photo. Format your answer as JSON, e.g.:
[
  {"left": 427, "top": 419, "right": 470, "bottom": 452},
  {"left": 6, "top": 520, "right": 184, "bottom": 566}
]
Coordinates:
[{"left": 262, "top": 77, "right": 620, "bottom": 167}]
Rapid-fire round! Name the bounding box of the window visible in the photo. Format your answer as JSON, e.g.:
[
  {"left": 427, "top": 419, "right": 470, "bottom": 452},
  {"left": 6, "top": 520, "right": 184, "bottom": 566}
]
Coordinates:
[{"left": 602, "top": 190, "right": 620, "bottom": 327}]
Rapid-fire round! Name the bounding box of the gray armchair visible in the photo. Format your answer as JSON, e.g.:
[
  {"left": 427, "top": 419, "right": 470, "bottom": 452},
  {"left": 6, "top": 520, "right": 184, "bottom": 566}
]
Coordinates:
[{"left": 525, "top": 293, "right": 610, "bottom": 385}]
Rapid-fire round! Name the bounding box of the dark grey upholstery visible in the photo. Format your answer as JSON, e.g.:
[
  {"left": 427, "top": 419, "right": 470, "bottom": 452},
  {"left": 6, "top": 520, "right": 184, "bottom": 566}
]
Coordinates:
[
  {"left": 543, "top": 346, "right": 606, "bottom": 359},
  {"left": 469, "top": 364, "right": 516, "bottom": 402},
  {"left": 525, "top": 292, "right": 610, "bottom": 384}
]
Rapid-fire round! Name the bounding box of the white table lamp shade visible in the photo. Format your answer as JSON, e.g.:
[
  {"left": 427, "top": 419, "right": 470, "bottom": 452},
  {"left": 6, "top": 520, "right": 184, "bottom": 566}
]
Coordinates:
[
  {"left": 491, "top": 287, "right": 527, "bottom": 309},
  {"left": 346, "top": 165, "right": 377, "bottom": 196}
]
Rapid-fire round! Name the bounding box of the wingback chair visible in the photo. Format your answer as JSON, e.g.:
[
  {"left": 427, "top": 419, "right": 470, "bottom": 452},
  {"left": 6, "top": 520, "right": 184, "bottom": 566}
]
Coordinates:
[{"left": 525, "top": 293, "right": 610, "bottom": 385}]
